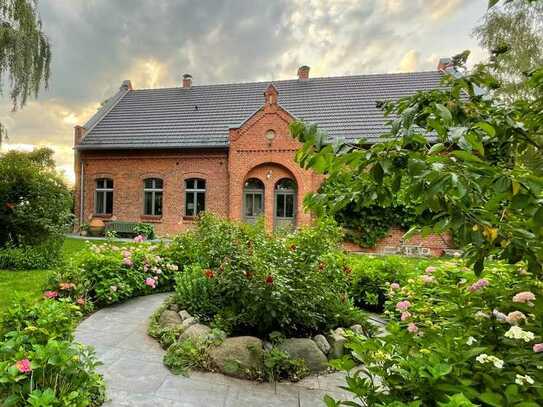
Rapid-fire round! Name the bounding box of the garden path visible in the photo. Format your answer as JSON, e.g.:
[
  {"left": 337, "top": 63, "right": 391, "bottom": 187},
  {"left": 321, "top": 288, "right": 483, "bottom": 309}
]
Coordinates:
[{"left": 75, "top": 293, "right": 354, "bottom": 407}]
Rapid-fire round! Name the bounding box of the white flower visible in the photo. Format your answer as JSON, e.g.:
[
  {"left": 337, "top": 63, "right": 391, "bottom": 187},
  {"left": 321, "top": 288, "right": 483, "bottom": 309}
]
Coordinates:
[
  {"left": 476, "top": 353, "right": 504, "bottom": 369},
  {"left": 505, "top": 326, "right": 535, "bottom": 342},
  {"left": 466, "top": 336, "right": 477, "bottom": 345},
  {"left": 515, "top": 374, "right": 535, "bottom": 386},
  {"left": 475, "top": 311, "right": 490, "bottom": 319},
  {"left": 492, "top": 309, "right": 507, "bottom": 322}
]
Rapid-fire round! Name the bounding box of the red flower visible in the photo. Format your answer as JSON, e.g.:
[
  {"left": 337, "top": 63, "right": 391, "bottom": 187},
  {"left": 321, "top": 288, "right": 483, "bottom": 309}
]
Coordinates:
[
  {"left": 265, "top": 275, "right": 273, "bottom": 285},
  {"left": 204, "top": 269, "right": 214, "bottom": 279},
  {"left": 44, "top": 291, "right": 59, "bottom": 299},
  {"left": 318, "top": 262, "right": 326, "bottom": 271}
]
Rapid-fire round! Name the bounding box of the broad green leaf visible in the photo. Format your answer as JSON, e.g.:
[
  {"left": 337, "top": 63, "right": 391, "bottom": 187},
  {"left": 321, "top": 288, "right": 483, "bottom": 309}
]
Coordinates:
[
  {"left": 452, "top": 150, "right": 484, "bottom": 163},
  {"left": 474, "top": 121, "right": 496, "bottom": 137},
  {"left": 429, "top": 143, "right": 446, "bottom": 154},
  {"left": 436, "top": 103, "right": 453, "bottom": 122},
  {"left": 478, "top": 392, "right": 504, "bottom": 407}
]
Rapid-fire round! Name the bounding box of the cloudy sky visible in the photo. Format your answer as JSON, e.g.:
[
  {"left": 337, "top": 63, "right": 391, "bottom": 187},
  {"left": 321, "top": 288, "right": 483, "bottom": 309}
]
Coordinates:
[{"left": 0, "top": 0, "right": 490, "bottom": 184}]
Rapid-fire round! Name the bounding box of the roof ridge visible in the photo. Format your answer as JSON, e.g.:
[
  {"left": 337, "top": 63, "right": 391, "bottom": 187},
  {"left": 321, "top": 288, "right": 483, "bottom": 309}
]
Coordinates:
[{"left": 131, "top": 70, "right": 442, "bottom": 92}]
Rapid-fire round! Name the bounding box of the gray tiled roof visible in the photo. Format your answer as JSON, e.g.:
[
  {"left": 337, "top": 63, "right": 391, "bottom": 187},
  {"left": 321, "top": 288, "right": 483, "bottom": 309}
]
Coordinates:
[{"left": 78, "top": 71, "right": 445, "bottom": 150}]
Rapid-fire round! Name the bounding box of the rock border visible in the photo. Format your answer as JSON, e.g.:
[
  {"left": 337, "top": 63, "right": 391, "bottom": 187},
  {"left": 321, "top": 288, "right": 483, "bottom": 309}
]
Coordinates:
[{"left": 150, "top": 300, "right": 364, "bottom": 382}]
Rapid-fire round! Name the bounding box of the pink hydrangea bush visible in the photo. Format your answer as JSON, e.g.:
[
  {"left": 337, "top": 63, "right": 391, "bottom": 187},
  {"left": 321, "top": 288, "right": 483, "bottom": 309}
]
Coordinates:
[
  {"left": 331, "top": 258, "right": 543, "bottom": 406},
  {"left": 46, "top": 240, "right": 181, "bottom": 308}
]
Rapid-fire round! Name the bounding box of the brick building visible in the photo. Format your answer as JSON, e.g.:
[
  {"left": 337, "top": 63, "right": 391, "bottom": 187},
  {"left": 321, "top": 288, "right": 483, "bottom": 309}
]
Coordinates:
[{"left": 74, "top": 64, "right": 452, "bottom": 254}]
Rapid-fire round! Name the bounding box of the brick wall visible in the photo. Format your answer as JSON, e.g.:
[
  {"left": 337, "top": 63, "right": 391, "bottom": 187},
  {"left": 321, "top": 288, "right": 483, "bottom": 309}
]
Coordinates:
[
  {"left": 75, "top": 149, "right": 228, "bottom": 236},
  {"left": 343, "top": 227, "right": 453, "bottom": 256}
]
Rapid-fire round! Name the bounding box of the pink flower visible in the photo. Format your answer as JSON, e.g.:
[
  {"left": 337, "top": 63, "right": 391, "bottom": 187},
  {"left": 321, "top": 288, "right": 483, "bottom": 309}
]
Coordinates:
[
  {"left": 407, "top": 323, "right": 418, "bottom": 333},
  {"left": 401, "top": 311, "right": 411, "bottom": 321},
  {"left": 15, "top": 359, "right": 32, "bottom": 373},
  {"left": 390, "top": 283, "right": 400, "bottom": 290},
  {"left": 512, "top": 291, "right": 536, "bottom": 306},
  {"left": 533, "top": 343, "right": 543, "bottom": 353},
  {"left": 422, "top": 275, "right": 435, "bottom": 284},
  {"left": 43, "top": 291, "right": 58, "bottom": 299},
  {"left": 133, "top": 234, "right": 145, "bottom": 243},
  {"left": 76, "top": 297, "right": 86, "bottom": 306},
  {"left": 425, "top": 266, "right": 437, "bottom": 274},
  {"left": 265, "top": 275, "right": 274, "bottom": 285},
  {"left": 59, "top": 282, "right": 76, "bottom": 290},
  {"left": 122, "top": 257, "right": 133, "bottom": 267},
  {"left": 468, "top": 279, "right": 489, "bottom": 293},
  {"left": 122, "top": 250, "right": 131, "bottom": 258},
  {"left": 144, "top": 277, "right": 156, "bottom": 288},
  {"left": 505, "top": 311, "right": 527, "bottom": 325},
  {"left": 396, "top": 300, "right": 411, "bottom": 311}
]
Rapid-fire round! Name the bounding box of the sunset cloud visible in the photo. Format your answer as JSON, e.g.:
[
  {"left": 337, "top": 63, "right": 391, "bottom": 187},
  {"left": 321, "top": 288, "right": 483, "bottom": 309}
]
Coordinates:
[{"left": 0, "top": 0, "right": 488, "bottom": 184}]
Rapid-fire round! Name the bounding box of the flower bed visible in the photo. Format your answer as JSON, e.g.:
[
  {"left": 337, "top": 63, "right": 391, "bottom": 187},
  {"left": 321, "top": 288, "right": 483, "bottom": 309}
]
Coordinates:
[
  {"left": 329, "top": 260, "right": 543, "bottom": 406},
  {"left": 148, "top": 214, "right": 374, "bottom": 381},
  {"left": 0, "top": 299, "right": 105, "bottom": 406}
]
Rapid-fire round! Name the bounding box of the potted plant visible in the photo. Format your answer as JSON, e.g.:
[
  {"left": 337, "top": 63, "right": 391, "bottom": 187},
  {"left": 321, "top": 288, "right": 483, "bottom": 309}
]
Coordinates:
[
  {"left": 80, "top": 223, "right": 90, "bottom": 236},
  {"left": 88, "top": 218, "right": 105, "bottom": 237}
]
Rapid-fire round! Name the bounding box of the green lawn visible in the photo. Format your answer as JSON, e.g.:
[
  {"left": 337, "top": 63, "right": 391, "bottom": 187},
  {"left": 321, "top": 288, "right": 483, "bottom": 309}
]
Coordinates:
[{"left": 0, "top": 238, "right": 89, "bottom": 311}]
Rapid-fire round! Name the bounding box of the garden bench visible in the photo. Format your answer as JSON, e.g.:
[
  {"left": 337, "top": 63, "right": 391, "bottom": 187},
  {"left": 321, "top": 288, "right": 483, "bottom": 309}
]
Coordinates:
[{"left": 104, "top": 221, "right": 141, "bottom": 237}]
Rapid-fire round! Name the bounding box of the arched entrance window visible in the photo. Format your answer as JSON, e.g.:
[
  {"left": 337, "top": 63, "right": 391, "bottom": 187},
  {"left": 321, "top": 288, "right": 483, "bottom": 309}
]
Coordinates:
[
  {"left": 243, "top": 178, "right": 264, "bottom": 224},
  {"left": 274, "top": 178, "right": 296, "bottom": 229}
]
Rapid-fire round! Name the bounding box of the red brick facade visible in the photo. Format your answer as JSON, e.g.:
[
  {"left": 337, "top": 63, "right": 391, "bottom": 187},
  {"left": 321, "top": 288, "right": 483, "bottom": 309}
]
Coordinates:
[
  {"left": 74, "top": 84, "right": 321, "bottom": 236},
  {"left": 74, "top": 82, "right": 453, "bottom": 255}
]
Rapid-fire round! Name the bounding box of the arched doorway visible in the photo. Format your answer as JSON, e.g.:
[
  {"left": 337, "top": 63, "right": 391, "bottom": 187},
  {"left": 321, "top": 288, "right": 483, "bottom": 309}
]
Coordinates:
[
  {"left": 243, "top": 178, "right": 264, "bottom": 224},
  {"left": 274, "top": 178, "right": 296, "bottom": 230}
]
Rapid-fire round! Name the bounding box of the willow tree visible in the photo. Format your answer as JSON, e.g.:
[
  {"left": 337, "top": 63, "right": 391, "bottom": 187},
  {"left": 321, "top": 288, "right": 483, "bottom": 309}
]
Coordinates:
[
  {"left": 474, "top": 1, "right": 543, "bottom": 101},
  {"left": 0, "top": 0, "right": 51, "bottom": 147}
]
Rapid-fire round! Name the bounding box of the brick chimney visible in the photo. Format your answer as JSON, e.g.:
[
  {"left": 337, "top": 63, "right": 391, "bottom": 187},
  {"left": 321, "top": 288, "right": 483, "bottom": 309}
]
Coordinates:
[
  {"left": 437, "top": 57, "right": 453, "bottom": 72},
  {"left": 297, "top": 65, "right": 310, "bottom": 80},
  {"left": 120, "top": 80, "right": 133, "bottom": 91},
  {"left": 74, "top": 125, "right": 85, "bottom": 146},
  {"left": 182, "top": 74, "right": 192, "bottom": 89}
]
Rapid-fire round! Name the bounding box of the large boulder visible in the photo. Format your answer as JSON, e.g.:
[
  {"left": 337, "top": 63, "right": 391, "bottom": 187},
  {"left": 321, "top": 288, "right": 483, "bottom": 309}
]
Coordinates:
[
  {"left": 159, "top": 310, "right": 182, "bottom": 329},
  {"left": 209, "top": 336, "right": 263, "bottom": 379},
  {"left": 181, "top": 317, "right": 197, "bottom": 329},
  {"left": 278, "top": 338, "right": 328, "bottom": 373},
  {"left": 178, "top": 310, "right": 191, "bottom": 321},
  {"left": 313, "top": 334, "right": 331, "bottom": 355},
  {"left": 178, "top": 323, "right": 212, "bottom": 342},
  {"left": 327, "top": 328, "right": 347, "bottom": 359}
]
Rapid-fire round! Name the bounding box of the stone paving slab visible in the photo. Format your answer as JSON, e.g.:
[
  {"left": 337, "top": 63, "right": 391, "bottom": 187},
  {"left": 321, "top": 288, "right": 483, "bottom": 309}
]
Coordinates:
[{"left": 75, "top": 293, "right": 354, "bottom": 406}]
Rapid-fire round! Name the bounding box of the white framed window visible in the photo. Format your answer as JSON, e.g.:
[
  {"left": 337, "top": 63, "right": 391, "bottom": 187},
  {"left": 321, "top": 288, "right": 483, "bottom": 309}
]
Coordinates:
[
  {"left": 95, "top": 178, "right": 113, "bottom": 215},
  {"left": 143, "top": 178, "right": 163, "bottom": 216},
  {"left": 185, "top": 178, "right": 206, "bottom": 216}
]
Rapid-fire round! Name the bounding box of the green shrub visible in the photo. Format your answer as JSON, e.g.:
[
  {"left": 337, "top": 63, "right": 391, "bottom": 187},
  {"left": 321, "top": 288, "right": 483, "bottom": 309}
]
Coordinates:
[
  {"left": 133, "top": 223, "right": 155, "bottom": 239},
  {"left": 330, "top": 260, "right": 543, "bottom": 406},
  {"left": 47, "top": 240, "right": 179, "bottom": 308},
  {"left": 169, "top": 214, "right": 360, "bottom": 338},
  {"left": 0, "top": 239, "right": 63, "bottom": 270},
  {"left": 163, "top": 339, "right": 212, "bottom": 376},
  {"left": 0, "top": 298, "right": 105, "bottom": 406},
  {"left": 349, "top": 255, "right": 435, "bottom": 312},
  {"left": 263, "top": 346, "right": 310, "bottom": 383}
]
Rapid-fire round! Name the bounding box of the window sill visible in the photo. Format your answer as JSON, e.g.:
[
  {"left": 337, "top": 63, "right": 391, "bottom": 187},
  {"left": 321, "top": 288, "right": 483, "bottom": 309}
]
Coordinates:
[
  {"left": 182, "top": 216, "right": 196, "bottom": 221},
  {"left": 140, "top": 215, "right": 163, "bottom": 223},
  {"left": 93, "top": 213, "right": 113, "bottom": 219}
]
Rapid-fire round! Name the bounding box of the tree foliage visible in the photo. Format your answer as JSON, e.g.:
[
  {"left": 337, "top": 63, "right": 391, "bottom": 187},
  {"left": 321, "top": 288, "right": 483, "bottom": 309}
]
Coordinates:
[
  {"left": 474, "top": 0, "right": 543, "bottom": 100},
  {"left": 291, "top": 57, "right": 543, "bottom": 275},
  {"left": 0, "top": 147, "right": 72, "bottom": 247},
  {"left": 0, "top": 0, "right": 51, "bottom": 146}
]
